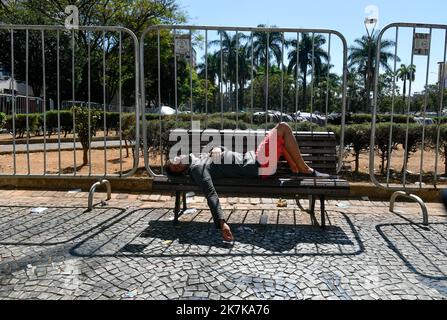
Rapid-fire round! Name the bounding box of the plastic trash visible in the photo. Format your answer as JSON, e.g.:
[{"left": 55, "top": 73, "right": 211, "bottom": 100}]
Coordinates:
[
  {"left": 183, "top": 208, "right": 198, "bottom": 215},
  {"left": 260, "top": 214, "right": 269, "bottom": 225},
  {"left": 237, "top": 226, "right": 255, "bottom": 233},
  {"left": 336, "top": 203, "right": 350, "bottom": 209},
  {"left": 185, "top": 192, "right": 195, "bottom": 198},
  {"left": 68, "top": 189, "right": 82, "bottom": 194},
  {"left": 122, "top": 289, "right": 138, "bottom": 299},
  {"left": 163, "top": 240, "right": 173, "bottom": 245},
  {"left": 30, "top": 207, "right": 48, "bottom": 214},
  {"left": 361, "top": 197, "right": 370, "bottom": 201}
]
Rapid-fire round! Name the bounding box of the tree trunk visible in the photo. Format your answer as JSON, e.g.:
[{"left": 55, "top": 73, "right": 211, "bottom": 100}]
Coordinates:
[
  {"left": 83, "top": 148, "right": 88, "bottom": 166},
  {"left": 402, "top": 80, "right": 407, "bottom": 114},
  {"left": 355, "top": 152, "right": 360, "bottom": 173}
]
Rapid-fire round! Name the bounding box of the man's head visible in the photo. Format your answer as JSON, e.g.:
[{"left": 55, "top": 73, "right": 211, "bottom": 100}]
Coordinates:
[{"left": 165, "top": 155, "right": 190, "bottom": 176}]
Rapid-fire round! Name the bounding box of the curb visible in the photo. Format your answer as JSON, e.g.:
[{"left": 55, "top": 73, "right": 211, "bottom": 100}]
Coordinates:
[
  {"left": 0, "top": 176, "right": 152, "bottom": 193},
  {"left": 0, "top": 176, "right": 442, "bottom": 203}
]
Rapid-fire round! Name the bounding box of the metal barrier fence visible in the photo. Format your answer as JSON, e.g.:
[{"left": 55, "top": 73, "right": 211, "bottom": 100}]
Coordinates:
[
  {"left": 0, "top": 25, "right": 140, "bottom": 179},
  {"left": 0, "top": 94, "right": 45, "bottom": 115},
  {"left": 371, "top": 22, "right": 447, "bottom": 224},
  {"left": 140, "top": 25, "right": 348, "bottom": 178}
]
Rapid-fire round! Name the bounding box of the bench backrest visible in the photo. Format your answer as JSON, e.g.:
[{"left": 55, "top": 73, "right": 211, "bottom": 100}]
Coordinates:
[{"left": 167, "top": 129, "right": 338, "bottom": 175}]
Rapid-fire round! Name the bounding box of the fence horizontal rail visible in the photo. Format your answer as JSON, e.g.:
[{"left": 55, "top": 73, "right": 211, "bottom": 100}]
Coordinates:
[
  {"left": 0, "top": 25, "right": 140, "bottom": 178},
  {"left": 140, "top": 25, "right": 348, "bottom": 178}
]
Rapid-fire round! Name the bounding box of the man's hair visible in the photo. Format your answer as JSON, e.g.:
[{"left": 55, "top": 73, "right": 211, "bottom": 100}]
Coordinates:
[{"left": 164, "top": 160, "right": 187, "bottom": 176}]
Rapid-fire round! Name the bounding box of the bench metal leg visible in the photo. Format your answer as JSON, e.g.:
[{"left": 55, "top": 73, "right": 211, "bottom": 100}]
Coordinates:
[
  {"left": 295, "top": 195, "right": 318, "bottom": 226},
  {"left": 182, "top": 192, "right": 188, "bottom": 211},
  {"left": 320, "top": 195, "right": 326, "bottom": 229},
  {"left": 174, "top": 191, "right": 181, "bottom": 226}
]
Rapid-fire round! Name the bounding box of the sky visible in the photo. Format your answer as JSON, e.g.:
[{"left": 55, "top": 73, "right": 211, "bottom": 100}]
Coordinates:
[{"left": 177, "top": 0, "right": 447, "bottom": 93}]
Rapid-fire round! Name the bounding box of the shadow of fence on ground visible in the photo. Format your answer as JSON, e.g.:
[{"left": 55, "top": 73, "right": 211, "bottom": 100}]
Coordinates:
[
  {"left": 376, "top": 220, "right": 447, "bottom": 281},
  {"left": 0, "top": 206, "right": 126, "bottom": 246}
]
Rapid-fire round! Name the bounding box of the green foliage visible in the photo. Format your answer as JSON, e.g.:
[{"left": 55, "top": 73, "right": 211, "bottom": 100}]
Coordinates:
[
  {"left": 0, "top": 112, "right": 6, "bottom": 130},
  {"left": 345, "top": 124, "right": 371, "bottom": 172},
  {"left": 349, "top": 114, "right": 414, "bottom": 124},
  {"left": 428, "top": 125, "right": 447, "bottom": 174},
  {"left": 72, "top": 106, "right": 102, "bottom": 165},
  {"left": 5, "top": 114, "right": 41, "bottom": 138},
  {"left": 374, "top": 123, "right": 401, "bottom": 174},
  {"left": 394, "top": 124, "right": 423, "bottom": 172},
  {"left": 38, "top": 111, "right": 73, "bottom": 138}
]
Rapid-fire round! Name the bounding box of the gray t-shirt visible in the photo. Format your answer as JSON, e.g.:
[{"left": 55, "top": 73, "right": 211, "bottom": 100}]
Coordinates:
[{"left": 188, "top": 147, "right": 260, "bottom": 227}]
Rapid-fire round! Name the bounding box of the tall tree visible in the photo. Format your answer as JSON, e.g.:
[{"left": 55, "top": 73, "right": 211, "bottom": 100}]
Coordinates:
[
  {"left": 252, "top": 25, "right": 283, "bottom": 71},
  {"left": 396, "top": 64, "right": 416, "bottom": 114},
  {"left": 348, "top": 32, "right": 398, "bottom": 112},
  {"left": 0, "top": 0, "right": 186, "bottom": 107},
  {"left": 287, "top": 33, "right": 328, "bottom": 110},
  {"left": 209, "top": 31, "right": 248, "bottom": 111}
]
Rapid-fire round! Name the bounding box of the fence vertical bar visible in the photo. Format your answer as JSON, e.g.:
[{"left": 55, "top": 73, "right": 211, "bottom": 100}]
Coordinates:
[
  {"left": 88, "top": 31, "right": 92, "bottom": 176},
  {"left": 220, "top": 31, "right": 224, "bottom": 130},
  {"left": 250, "top": 32, "right": 254, "bottom": 129},
  {"left": 236, "top": 31, "right": 239, "bottom": 128},
  {"left": 189, "top": 29, "right": 193, "bottom": 126},
  {"left": 205, "top": 29, "right": 208, "bottom": 129},
  {"left": 325, "top": 33, "right": 331, "bottom": 127},
  {"left": 281, "top": 32, "right": 284, "bottom": 120},
  {"left": 419, "top": 28, "right": 433, "bottom": 188},
  {"left": 434, "top": 30, "right": 447, "bottom": 187},
  {"left": 386, "top": 27, "right": 399, "bottom": 187},
  {"left": 57, "top": 30, "right": 61, "bottom": 175},
  {"left": 310, "top": 32, "right": 315, "bottom": 132},
  {"left": 10, "top": 28, "right": 16, "bottom": 175},
  {"left": 103, "top": 30, "right": 108, "bottom": 176},
  {"left": 265, "top": 32, "right": 269, "bottom": 129},
  {"left": 41, "top": 30, "right": 47, "bottom": 175},
  {"left": 158, "top": 28, "right": 163, "bottom": 174},
  {"left": 119, "top": 31, "right": 123, "bottom": 176},
  {"left": 174, "top": 29, "right": 178, "bottom": 125},
  {"left": 72, "top": 29, "right": 77, "bottom": 176},
  {"left": 25, "top": 29, "right": 30, "bottom": 175},
  {"left": 295, "top": 32, "right": 300, "bottom": 129},
  {"left": 403, "top": 28, "right": 416, "bottom": 189}
]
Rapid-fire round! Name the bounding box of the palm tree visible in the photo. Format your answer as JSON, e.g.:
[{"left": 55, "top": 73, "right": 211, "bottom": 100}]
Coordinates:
[
  {"left": 252, "top": 25, "right": 284, "bottom": 71},
  {"left": 396, "top": 64, "right": 416, "bottom": 114},
  {"left": 349, "top": 32, "right": 399, "bottom": 112},
  {"left": 209, "top": 31, "right": 248, "bottom": 111},
  {"left": 287, "top": 33, "right": 328, "bottom": 110}
]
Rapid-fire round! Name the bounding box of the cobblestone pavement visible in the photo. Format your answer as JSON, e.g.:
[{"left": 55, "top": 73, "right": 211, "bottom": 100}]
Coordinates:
[{"left": 0, "top": 189, "right": 446, "bottom": 300}]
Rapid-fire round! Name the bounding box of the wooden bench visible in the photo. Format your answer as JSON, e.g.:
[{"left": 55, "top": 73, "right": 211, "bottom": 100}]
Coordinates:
[{"left": 152, "top": 129, "right": 350, "bottom": 228}]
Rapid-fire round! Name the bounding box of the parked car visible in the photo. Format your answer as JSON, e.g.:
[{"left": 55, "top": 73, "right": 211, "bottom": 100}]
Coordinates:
[
  {"left": 291, "top": 111, "right": 326, "bottom": 126},
  {"left": 414, "top": 117, "right": 435, "bottom": 126}
]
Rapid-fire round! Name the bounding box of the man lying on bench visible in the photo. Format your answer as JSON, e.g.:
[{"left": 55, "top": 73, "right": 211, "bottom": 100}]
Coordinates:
[{"left": 165, "top": 122, "right": 331, "bottom": 242}]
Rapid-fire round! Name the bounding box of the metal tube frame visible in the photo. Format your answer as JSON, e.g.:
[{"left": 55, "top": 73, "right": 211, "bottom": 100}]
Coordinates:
[
  {"left": 370, "top": 22, "right": 447, "bottom": 225},
  {"left": 0, "top": 25, "right": 141, "bottom": 179},
  {"left": 140, "top": 25, "right": 349, "bottom": 178}
]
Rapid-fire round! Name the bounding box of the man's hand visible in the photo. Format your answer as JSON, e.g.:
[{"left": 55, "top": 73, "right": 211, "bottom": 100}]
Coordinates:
[{"left": 210, "top": 147, "right": 222, "bottom": 163}]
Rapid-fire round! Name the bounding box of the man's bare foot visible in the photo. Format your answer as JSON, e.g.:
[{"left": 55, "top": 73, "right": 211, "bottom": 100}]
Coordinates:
[{"left": 220, "top": 221, "right": 234, "bottom": 242}]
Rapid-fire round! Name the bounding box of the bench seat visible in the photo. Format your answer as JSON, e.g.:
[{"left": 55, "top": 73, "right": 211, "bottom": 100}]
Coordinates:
[{"left": 153, "top": 129, "right": 350, "bottom": 228}]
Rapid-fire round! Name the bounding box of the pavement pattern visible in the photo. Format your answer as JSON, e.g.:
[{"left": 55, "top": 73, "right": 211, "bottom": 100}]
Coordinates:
[{"left": 0, "top": 189, "right": 446, "bottom": 300}]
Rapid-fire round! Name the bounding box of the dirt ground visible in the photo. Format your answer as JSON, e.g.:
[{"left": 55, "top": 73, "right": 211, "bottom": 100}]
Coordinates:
[{"left": 0, "top": 142, "right": 446, "bottom": 185}]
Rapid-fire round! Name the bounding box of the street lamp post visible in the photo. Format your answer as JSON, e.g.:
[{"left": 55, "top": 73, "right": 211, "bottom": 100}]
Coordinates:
[{"left": 364, "top": 18, "right": 378, "bottom": 113}]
